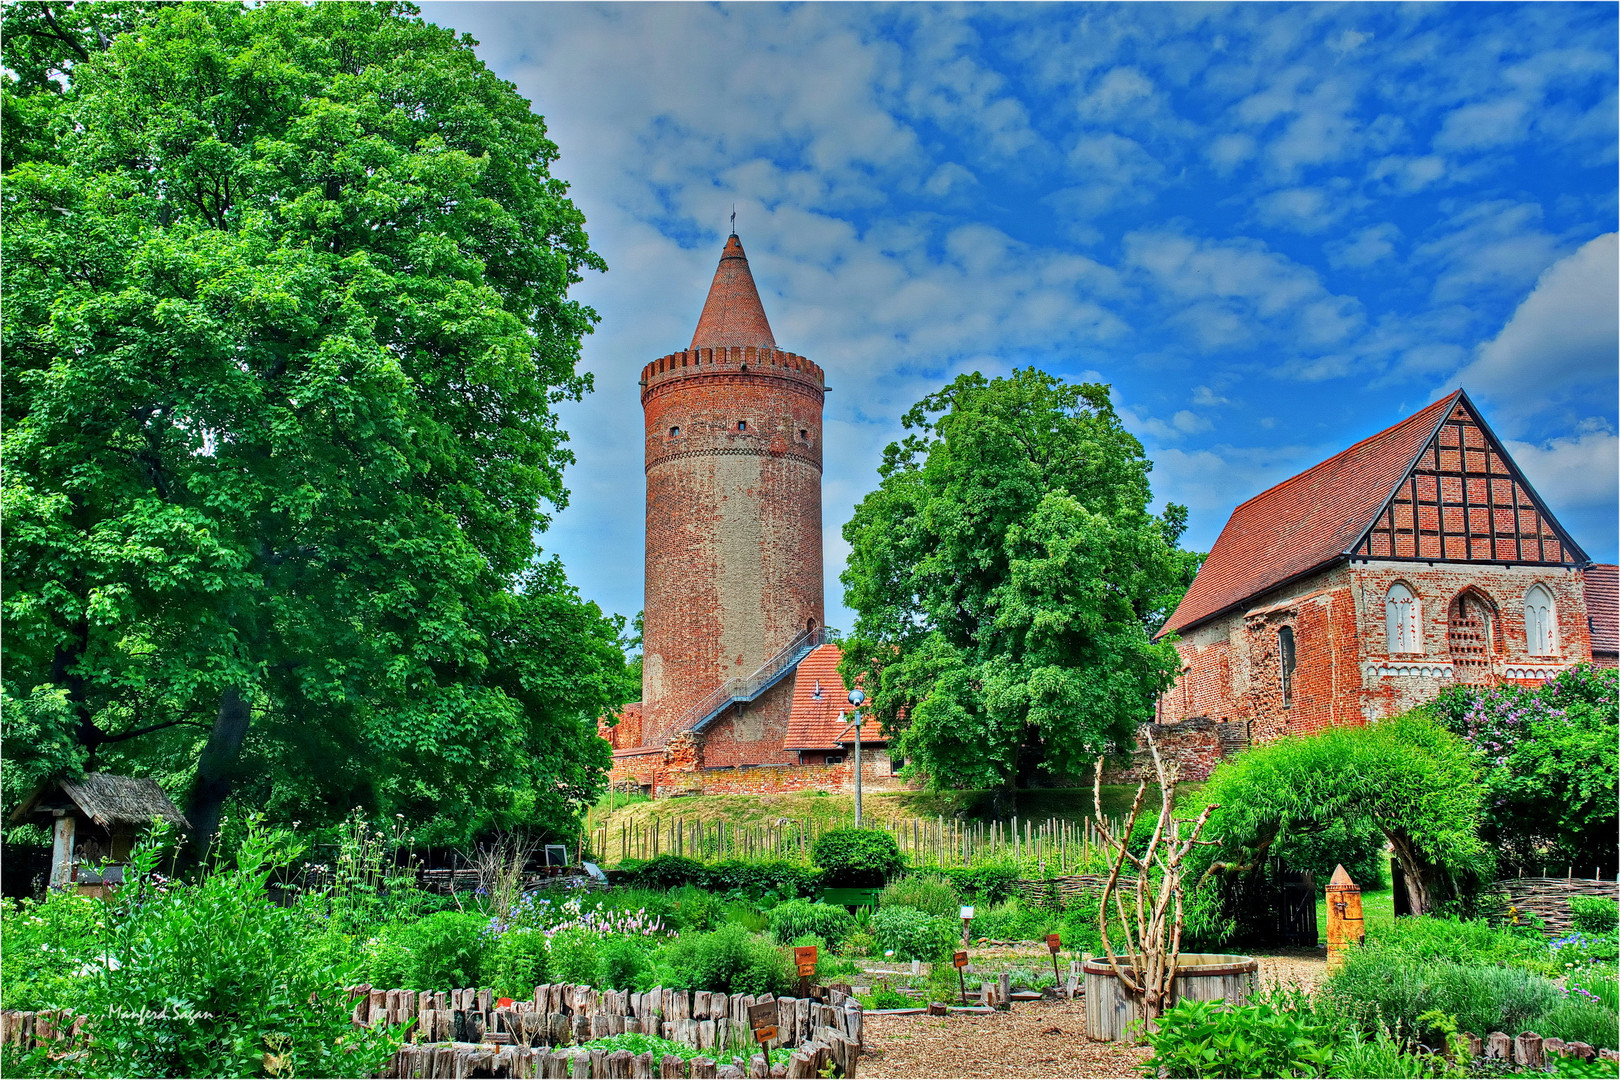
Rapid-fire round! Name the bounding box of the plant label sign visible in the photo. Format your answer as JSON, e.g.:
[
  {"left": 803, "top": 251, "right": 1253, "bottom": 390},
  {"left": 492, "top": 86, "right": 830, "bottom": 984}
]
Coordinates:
[
  {"left": 1046, "top": 933, "right": 1061, "bottom": 953},
  {"left": 794, "top": 945, "right": 817, "bottom": 977},
  {"left": 747, "top": 1001, "right": 779, "bottom": 1044},
  {"left": 952, "top": 951, "right": 969, "bottom": 969}
]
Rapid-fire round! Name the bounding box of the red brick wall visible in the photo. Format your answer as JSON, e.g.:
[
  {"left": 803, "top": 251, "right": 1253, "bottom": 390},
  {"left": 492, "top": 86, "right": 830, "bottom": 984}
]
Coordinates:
[
  {"left": 697, "top": 679, "right": 800, "bottom": 768},
  {"left": 1101, "top": 717, "right": 1237, "bottom": 784},
  {"left": 681, "top": 754, "right": 901, "bottom": 797},
  {"left": 640, "top": 347, "right": 825, "bottom": 744},
  {"left": 1157, "top": 558, "right": 1597, "bottom": 740}
]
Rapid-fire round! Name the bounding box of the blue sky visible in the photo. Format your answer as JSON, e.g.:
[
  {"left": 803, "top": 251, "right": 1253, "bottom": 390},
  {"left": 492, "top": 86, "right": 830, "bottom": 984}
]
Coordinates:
[{"left": 418, "top": 2, "right": 1618, "bottom": 634}]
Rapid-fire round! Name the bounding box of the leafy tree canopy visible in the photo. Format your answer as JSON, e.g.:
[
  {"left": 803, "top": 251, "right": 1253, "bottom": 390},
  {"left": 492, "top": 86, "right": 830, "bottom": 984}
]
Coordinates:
[
  {"left": 1195, "top": 714, "right": 1488, "bottom": 917},
  {"left": 837, "top": 369, "right": 1201, "bottom": 806},
  {"left": 2, "top": 0, "right": 627, "bottom": 850},
  {"left": 1419, "top": 665, "right": 1618, "bottom": 879}
]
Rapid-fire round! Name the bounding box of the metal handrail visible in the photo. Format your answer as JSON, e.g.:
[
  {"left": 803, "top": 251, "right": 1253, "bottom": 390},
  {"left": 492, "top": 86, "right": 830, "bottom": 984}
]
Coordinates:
[{"left": 655, "top": 626, "right": 832, "bottom": 743}]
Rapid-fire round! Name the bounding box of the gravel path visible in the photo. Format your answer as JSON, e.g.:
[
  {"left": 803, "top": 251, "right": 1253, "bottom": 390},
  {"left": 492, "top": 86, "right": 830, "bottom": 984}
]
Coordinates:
[
  {"left": 861, "top": 1000, "right": 1151, "bottom": 1079},
  {"left": 857, "top": 949, "right": 1328, "bottom": 1078}
]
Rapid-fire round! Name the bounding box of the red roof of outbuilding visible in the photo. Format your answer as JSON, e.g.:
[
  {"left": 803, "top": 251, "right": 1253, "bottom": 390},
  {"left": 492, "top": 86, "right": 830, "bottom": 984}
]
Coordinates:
[
  {"left": 1586, "top": 564, "right": 1618, "bottom": 657},
  {"left": 783, "top": 644, "right": 882, "bottom": 750},
  {"left": 690, "top": 234, "right": 777, "bottom": 352},
  {"left": 1161, "top": 391, "right": 1462, "bottom": 636}
]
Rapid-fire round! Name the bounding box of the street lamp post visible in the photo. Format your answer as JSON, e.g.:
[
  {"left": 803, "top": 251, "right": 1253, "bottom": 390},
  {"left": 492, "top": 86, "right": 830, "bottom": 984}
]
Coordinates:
[{"left": 848, "top": 689, "right": 865, "bottom": 828}]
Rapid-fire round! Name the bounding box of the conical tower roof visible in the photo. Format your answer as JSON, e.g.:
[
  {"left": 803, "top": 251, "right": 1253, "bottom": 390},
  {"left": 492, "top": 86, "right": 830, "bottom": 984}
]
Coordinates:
[{"left": 690, "top": 234, "right": 777, "bottom": 351}]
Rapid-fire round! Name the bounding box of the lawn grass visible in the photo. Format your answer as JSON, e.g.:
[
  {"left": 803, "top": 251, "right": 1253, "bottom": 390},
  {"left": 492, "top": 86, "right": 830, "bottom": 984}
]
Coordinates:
[{"left": 586, "top": 783, "right": 1206, "bottom": 863}]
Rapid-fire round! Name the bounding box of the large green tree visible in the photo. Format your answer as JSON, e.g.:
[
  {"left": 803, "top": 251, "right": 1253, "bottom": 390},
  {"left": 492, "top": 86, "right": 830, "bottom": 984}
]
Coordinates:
[
  {"left": 2, "top": 1, "right": 627, "bottom": 851},
  {"left": 838, "top": 370, "right": 1200, "bottom": 812}
]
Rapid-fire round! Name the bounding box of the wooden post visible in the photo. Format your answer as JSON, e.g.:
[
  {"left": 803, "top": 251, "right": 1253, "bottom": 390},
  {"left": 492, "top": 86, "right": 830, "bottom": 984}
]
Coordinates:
[
  {"left": 49, "top": 812, "right": 76, "bottom": 890},
  {"left": 1325, "top": 865, "right": 1365, "bottom": 967}
]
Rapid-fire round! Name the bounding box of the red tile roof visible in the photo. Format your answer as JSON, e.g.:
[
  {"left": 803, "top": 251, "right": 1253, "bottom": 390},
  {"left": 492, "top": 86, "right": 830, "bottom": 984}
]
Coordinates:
[
  {"left": 1161, "top": 391, "right": 1462, "bottom": 636},
  {"left": 783, "top": 644, "right": 883, "bottom": 750},
  {"left": 1586, "top": 564, "right": 1618, "bottom": 657},
  {"left": 690, "top": 234, "right": 777, "bottom": 352}
]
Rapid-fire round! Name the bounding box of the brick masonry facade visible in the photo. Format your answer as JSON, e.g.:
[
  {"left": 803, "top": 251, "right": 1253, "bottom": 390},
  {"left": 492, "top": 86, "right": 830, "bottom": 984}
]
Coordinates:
[
  {"left": 640, "top": 347, "right": 826, "bottom": 744},
  {"left": 1157, "top": 560, "right": 1599, "bottom": 738}
]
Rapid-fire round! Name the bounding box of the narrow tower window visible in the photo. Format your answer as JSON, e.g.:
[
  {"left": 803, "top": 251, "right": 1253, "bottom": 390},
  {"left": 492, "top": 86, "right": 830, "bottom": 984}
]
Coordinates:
[
  {"left": 668, "top": 426, "right": 680, "bottom": 438},
  {"left": 737, "top": 420, "right": 748, "bottom": 432},
  {"left": 1385, "top": 582, "right": 1422, "bottom": 654},
  {"left": 1278, "top": 626, "right": 1296, "bottom": 707},
  {"left": 1525, "top": 584, "right": 1558, "bottom": 655},
  {"left": 799, "top": 429, "right": 808, "bottom": 441}
]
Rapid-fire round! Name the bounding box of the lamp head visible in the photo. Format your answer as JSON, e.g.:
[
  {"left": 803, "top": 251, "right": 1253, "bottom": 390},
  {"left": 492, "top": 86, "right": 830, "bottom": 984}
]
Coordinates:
[{"left": 847, "top": 688, "right": 865, "bottom": 707}]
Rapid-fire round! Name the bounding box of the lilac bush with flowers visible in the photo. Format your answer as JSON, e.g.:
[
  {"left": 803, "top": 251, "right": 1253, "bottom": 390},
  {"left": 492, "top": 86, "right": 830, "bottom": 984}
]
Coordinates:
[{"left": 1423, "top": 664, "right": 1618, "bottom": 878}]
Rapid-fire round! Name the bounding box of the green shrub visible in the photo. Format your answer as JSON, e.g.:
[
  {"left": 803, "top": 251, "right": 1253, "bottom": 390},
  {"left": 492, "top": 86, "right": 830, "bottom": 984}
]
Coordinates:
[
  {"left": 842, "top": 930, "right": 877, "bottom": 957},
  {"left": 705, "top": 860, "right": 823, "bottom": 899},
  {"left": 812, "top": 828, "right": 903, "bottom": 887},
  {"left": 599, "top": 937, "right": 657, "bottom": 992},
  {"left": 1571, "top": 897, "right": 1620, "bottom": 936},
  {"left": 1324, "top": 945, "right": 1561, "bottom": 1038},
  {"left": 1534, "top": 997, "right": 1620, "bottom": 1050},
  {"left": 488, "top": 928, "right": 550, "bottom": 998},
  {"left": 767, "top": 899, "right": 855, "bottom": 947},
  {"left": 933, "top": 863, "right": 1020, "bottom": 903},
  {"left": 879, "top": 875, "right": 961, "bottom": 916},
  {"left": 369, "top": 910, "right": 489, "bottom": 990},
  {"left": 617, "top": 855, "right": 707, "bottom": 889},
  {"left": 1362, "top": 915, "right": 1554, "bottom": 974},
  {"left": 1143, "top": 993, "right": 1343, "bottom": 1079},
  {"left": 871, "top": 906, "right": 957, "bottom": 961},
  {"left": 662, "top": 924, "right": 793, "bottom": 996},
  {"left": 0, "top": 891, "right": 105, "bottom": 1010},
  {"left": 550, "top": 926, "right": 602, "bottom": 985},
  {"left": 967, "top": 899, "right": 1060, "bottom": 943},
  {"left": 668, "top": 886, "right": 726, "bottom": 932},
  {"left": 614, "top": 857, "right": 822, "bottom": 898},
  {"left": 78, "top": 826, "right": 400, "bottom": 1078}
]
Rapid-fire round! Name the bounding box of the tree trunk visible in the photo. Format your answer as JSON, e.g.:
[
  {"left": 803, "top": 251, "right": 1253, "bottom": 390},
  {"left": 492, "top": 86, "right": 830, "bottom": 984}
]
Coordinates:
[
  {"left": 186, "top": 687, "right": 252, "bottom": 859},
  {"left": 1386, "top": 831, "right": 1435, "bottom": 915}
]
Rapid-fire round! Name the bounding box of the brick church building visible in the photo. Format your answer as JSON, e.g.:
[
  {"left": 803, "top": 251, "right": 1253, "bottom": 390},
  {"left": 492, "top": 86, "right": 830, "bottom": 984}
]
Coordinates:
[
  {"left": 600, "top": 234, "right": 893, "bottom": 796},
  {"left": 1153, "top": 389, "right": 1617, "bottom": 753}
]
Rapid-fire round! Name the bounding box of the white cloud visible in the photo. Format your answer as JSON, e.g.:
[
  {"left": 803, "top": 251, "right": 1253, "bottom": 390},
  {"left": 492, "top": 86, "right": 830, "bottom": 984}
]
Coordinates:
[
  {"left": 1325, "top": 223, "right": 1401, "bottom": 268},
  {"left": 1253, "top": 186, "right": 1344, "bottom": 234},
  {"left": 1504, "top": 427, "right": 1620, "bottom": 557},
  {"left": 1077, "top": 66, "right": 1157, "bottom": 120},
  {"left": 1452, "top": 233, "right": 1619, "bottom": 433},
  {"left": 1434, "top": 97, "right": 1531, "bottom": 152},
  {"left": 1416, "top": 200, "right": 1563, "bottom": 304}
]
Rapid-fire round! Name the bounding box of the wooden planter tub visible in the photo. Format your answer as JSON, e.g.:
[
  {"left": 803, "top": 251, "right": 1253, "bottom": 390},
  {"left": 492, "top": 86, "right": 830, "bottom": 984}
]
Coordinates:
[{"left": 1083, "top": 953, "right": 1258, "bottom": 1042}]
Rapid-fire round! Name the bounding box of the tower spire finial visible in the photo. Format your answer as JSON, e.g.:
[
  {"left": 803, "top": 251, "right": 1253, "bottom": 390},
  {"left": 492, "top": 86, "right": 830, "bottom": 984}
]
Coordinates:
[{"left": 730, "top": 204, "right": 736, "bottom": 236}]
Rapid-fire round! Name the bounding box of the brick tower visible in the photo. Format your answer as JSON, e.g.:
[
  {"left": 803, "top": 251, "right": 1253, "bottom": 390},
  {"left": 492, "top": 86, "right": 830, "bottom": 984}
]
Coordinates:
[{"left": 639, "top": 234, "right": 826, "bottom": 753}]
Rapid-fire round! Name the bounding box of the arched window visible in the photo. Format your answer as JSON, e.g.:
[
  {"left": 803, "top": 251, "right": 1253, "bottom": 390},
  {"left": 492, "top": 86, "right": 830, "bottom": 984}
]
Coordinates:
[
  {"left": 1278, "top": 627, "right": 1296, "bottom": 707},
  {"left": 1525, "top": 584, "right": 1558, "bottom": 656},
  {"left": 1385, "top": 583, "right": 1422, "bottom": 654},
  {"left": 668, "top": 425, "right": 680, "bottom": 438}
]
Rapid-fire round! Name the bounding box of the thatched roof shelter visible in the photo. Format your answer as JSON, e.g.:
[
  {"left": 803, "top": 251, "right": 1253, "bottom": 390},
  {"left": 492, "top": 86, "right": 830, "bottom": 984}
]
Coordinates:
[{"left": 11, "top": 772, "right": 190, "bottom": 830}]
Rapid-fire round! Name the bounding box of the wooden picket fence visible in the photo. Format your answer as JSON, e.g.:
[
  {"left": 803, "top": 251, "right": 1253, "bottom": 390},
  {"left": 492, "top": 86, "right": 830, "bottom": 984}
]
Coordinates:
[
  {"left": 597, "top": 813, "right": 1120, "bottom": 872},
  {"left": 1, "top": 982, "right": 866, "bottom": 1080}
]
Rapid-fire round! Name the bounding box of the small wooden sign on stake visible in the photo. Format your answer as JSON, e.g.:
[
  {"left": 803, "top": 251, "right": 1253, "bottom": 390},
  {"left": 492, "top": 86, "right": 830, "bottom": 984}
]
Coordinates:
[
  {"left": 746, "top": 1000, "right": 779, "bottom": 1045},
  {"left": 794, "top": 945, "right": 818, "bottom": 994},
  {"left": 953, "top": 950, "right": 970, "bottom": 1004},
  {"left": 1046, "top": 933, "right": 1062, "bottom": 985}
]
